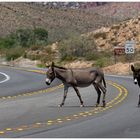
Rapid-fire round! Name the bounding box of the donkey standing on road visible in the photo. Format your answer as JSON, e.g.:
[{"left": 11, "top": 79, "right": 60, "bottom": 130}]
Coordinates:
[
  {"left": 46, "top": 62, "right": 107, "bottom": 107},
  {"left": 131, "top": 65, "right": 140, "bottom": 107}
]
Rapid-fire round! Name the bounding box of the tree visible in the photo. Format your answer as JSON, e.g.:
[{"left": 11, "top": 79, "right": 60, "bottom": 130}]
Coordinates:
[
  {"left": 16, "top": 29, "right": 34, "bottom": 47},
  {"left": 33, "top": 28, "right": 48, "bottom": 45}
]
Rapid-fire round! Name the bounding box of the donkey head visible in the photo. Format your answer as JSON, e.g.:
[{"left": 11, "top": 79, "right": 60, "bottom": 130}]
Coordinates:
[
  {"left": 46, "top": 62, "right": 56, "bottom": 85},
  {"left": 131, "top": 65, "right": 140, "bottom": 85}
]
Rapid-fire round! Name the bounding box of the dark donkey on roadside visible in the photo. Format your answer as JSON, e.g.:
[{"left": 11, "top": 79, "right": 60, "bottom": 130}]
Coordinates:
[
  {"left": 131, "top": 65, "right": 140, "bottom": 107},
  {"left": 46, "top": 62, "right": 107, "bottom": 107}
]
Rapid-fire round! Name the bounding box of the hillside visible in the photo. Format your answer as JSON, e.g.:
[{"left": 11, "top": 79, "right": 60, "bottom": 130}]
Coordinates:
[
  {"left": 0, "top": 2, "right": 140, "bottom": 74},
  {"left": 44, "top": 2, "right": 107, "bottom": 9},
  {"left": 90, "top": 2, "right": 140, "bottom": 20},
  {"left": 0, "top": 2, "right": 139, "bottom": 43},
  {"left": 86, "top": 16, "right": 140, "bottom": 51}
]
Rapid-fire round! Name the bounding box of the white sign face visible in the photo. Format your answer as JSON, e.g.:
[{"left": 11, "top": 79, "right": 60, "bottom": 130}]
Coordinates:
[{"left": 125, "top": 40, "right": 135, "bottom": 54}]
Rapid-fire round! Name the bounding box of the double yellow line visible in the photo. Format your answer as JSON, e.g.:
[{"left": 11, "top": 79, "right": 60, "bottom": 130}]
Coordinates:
[
  {"left": 0, "top": 66, "right": 62, "bottom": 100},
  {"left": 0, "top": 78, "right": 128, "bottom": 136},
  {"left": 0, "top": 84, "right": 63, "bottom": 100}
]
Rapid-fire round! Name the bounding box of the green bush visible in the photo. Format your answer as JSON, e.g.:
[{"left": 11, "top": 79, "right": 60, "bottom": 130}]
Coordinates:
[
  {"left": 95, "top": 58, "right": 105, "bottom": 68},
  {"left": 0, "top": 28, "right": 48, "bottom": 49},
  {"left": 134, "top": 62, "right": 140, "bottom": 69},
  {"left": 0, "top": 27, "right": 49, "bottom": 61},
  {"left": 59, "top": 36, "right": 97, "bottom": 61},
  {"left": 26, "top": 46, "right": 55, "bottom": 63},
  {"left": 95, "top": 57, "right": 113, "bottom": 68},
  {"left": 37, "top": 63, "right": 46, "bottom": 68},
  {"left": 15, "top": 28, "right": 48, "bottom": 47},
  {"left": 0, "top": 37, "right": 17, "bottom": 49},
  {"left": 33, "top": 28, "right": 48, "bottom": 43},
  {"left": 85, "top": 53, "right": 99, "bottom": 61},
  {"left": 5, "top": 48, "right": 25, "bottom": 61},
  {"left": 16, "top": 29, "right": 34, "bottom": 48}
]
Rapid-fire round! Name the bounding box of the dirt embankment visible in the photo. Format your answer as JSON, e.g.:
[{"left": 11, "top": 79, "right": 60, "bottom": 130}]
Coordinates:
[
  {"left": 1, "top": 57, "right": 139, "bottom": 75},
  {"left": 103, "top": 62, "right": 131, "bottom": 75},
  {"left": 64, "top": 60, "right": 138, "bottom": 75},
  {"left": 64, "top": 60, "right": 140, "bottom": 75}
]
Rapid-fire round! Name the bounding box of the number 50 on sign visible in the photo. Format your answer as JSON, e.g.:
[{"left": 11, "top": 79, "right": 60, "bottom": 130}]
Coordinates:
[{"left": 125, "top": 40, "right": 135, "bottom": 54}]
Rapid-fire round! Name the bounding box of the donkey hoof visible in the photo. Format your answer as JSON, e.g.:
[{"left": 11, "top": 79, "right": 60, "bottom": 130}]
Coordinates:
[
  {"left": 58, "top": 104, "right": 63, "bottom": 107},
  {"left": 102, "top": 101, "right": 106, "bottom": 107},
  {"left": 102, "top": 103, "right": 106, "bottom": 107},
  {"left": 138, "top": 104, "right": 140, "bottom": 107},
  {"left": 95, "top": 103, "right": 99, "bottom": 107},
  {"left": 80, "top": 104, "right": 84, "bottom": 107}
]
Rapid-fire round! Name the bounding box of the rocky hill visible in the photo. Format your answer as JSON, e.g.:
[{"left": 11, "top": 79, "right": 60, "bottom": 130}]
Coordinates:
[
  {"left": 0, "top": 2, "right": 140, "bottom": 75},
  {"left": 90, "top": 2, "right": 140, "bottom": 20},
  {"left": 86, "top": 16, "right": 140, "bottom": 51},
  {"left": 24, "top": 15, "right": 140, "bottom": 68},
  {"left": 0, "top": 2, "right": 139, "bottom": 43},
  {"left": 44, "top": 2, "right": 107, "bottom": 9}
]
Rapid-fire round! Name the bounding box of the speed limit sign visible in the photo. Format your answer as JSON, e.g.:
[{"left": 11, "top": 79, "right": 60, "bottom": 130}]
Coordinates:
[{"left": 125, "top": 40, "right": 135, "bottom": 54}]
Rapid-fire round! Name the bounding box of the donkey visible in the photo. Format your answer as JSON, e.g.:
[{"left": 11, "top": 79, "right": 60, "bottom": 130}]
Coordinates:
[
  {"left": 131, "top": 65, "right": 140, "bottom": 107},
  {"left": 46, "top": 62, "right": 107, "bottom": 107}
]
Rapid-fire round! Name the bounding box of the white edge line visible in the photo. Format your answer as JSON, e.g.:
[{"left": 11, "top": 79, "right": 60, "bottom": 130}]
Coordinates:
[
  {"left": 0, "top": 72, "right": 10, "bottom": 83},
  {"left": 106, "top": 74, "right": 132, "bottom": 79}
]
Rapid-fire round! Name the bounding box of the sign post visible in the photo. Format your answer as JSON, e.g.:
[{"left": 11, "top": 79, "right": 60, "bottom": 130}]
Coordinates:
[{"left": 114, "top": 47, "right": 125, "bottom": 64}]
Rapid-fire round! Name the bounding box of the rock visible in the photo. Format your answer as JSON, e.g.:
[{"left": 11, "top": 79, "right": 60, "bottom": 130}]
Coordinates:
[
  {"left": 13, "top": 57, "right": 40, "bottom": 68},
  {"left": 86, "top": 16, "right": 140, "bottom": 51},
  {"left": 103, "top": 62, "right": 130, "bottom": 75},
  {"left": 64, "top": 60, "right": 93, "bottom": 68}
]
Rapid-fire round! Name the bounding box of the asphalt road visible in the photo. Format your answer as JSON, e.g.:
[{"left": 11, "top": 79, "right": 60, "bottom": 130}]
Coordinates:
[{"left": 0, "top": 66, "right": 140, "bottom": 138}]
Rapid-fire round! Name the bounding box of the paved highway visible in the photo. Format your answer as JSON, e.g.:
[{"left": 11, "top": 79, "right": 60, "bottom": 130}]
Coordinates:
[{"left": 0, "top": 66, "right": 139, "bottom": 138}]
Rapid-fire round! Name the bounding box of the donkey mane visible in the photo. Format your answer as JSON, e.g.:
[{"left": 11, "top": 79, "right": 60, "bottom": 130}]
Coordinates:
[{"left": 54, "top": 65, "right": 67, "bottom": 70}]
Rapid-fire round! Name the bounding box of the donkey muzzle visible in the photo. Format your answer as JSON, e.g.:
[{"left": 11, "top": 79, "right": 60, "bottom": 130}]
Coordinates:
[
  {"left": 46, "top": 78, "right": 51, "bottom": 85},
  {"left": 134, "top": 79, "right": 138, "bottom": 85}
]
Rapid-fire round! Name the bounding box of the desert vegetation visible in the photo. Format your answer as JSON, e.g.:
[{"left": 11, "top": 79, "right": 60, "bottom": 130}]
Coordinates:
[
  {"left": 0, "top": 2, "right": 139, "bottom": 43},
  {"left": 0, "top": 2, "right": 140, "bottom": 69},
  {"left": 0, "top": 27, "right": 48, "bottom": 61}
]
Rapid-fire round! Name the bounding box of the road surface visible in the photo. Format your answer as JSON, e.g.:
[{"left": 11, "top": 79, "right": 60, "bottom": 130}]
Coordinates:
[{"left": 0, "top": 66, "right": 139, "bottom": 138}]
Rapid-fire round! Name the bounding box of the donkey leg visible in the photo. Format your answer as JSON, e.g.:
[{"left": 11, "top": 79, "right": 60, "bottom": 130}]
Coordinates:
[
  {"left": 59, "top": 85, "right": 68, "bottom": 107},
  {"left": 73, "top": 86, "right": 84, "bottom": 107},
  {"left": 137, "top": 87, "right": 140, "bottom": 107},
  {"left": 138, "top": 94, "right": 140, "bottom": 107},
  {"left": 102, "top": 92, "right": 106, "bottom": 107},
  {"left": 94, "top": 76, "right": 106, "bottom": 107},
  {"left": 93, "top": 84, "right": 101, "bottom": 107},
  {"left": 97, "top": 83, "right": 107, "bottom": 107}
]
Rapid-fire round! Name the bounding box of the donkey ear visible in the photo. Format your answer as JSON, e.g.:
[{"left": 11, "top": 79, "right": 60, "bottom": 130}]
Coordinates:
[
  {"left": 46, "top": 63, "right": 49, "bottom": 68},
  {"left": 51, "top": 62, "right": 55, "bottom": 67},
  {"left": 131, "top": 65, "right": 135, "bottom": 72}
]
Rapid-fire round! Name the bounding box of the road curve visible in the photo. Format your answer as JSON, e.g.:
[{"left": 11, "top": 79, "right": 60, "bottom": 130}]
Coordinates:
[
  {"left": 0, "top": 72, "right": 10, "bottom": 84},
  {"left": 0, "top": 66, "right": 140, "bottom": 138}
]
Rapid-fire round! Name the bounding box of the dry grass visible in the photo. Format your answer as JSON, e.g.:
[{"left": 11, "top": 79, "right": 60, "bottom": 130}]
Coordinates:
[{"left": 0, "top": 2, "right": 137, "bottom": 43}]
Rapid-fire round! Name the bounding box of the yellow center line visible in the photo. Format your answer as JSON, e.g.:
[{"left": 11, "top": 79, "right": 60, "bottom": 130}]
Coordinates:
[
  {"left": 0, "top": 81, "right": 128, "bottom": 136},
  {"left": 0, "top": 66, "right": 128, "bottom": 136},
  {"left": 0, "top": 84, "right": 63, "bottom": 100}
]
